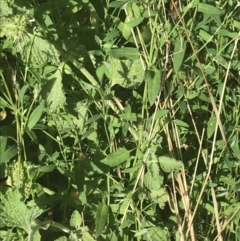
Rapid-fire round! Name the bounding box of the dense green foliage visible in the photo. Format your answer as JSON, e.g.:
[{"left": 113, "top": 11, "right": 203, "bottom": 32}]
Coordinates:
[{"left": 0, "top": 0, "right": 239, "bottom": 240}]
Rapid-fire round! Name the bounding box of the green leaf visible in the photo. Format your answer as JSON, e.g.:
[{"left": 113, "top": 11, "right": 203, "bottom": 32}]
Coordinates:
[
  {"left": 126, "top": 17, "right": 144, "bottom": 28},
  {"left": 27, "top": 100, "right": 45, "bottom": 131},
  {"left": 0, "top": 145, "right": 18, "bottom": 164},
  {"left": 95, "top": 203, "right": 108, "bottom": 237},
  {"left": 153, "top": 109, "right": 169, "bottom": 120},
  {"left": 75, "top": 162, "right": 85, "bottom": 192},
  {"left": 236, "top": 228, "right": 240, "bottom": 241},
  {"left": 103, "top": 29, "right": 120, "bottom": 41},
  {"left": 230, "top": 135, "right": 240, "bottom": 159},
  {"left": 108, "top": 47, "right": 140, "bottom": 60},
  {"left": 0, "top": 189, "right": 44, "bottom": 231},
  {"left": 173, "top": 119, "right": 189, "bottom": 128},
  {"left": 70, "top": 210, "right": 82, "bottom": 229},
  {"left": 82, "top": 231, "right": 96, "bottom": 241},
  {"left": 85, "top": 114, "right": 102, "bottom": 125},
  {"left": 108, "top": 1, "right": 125, "bottom": 8},
  {"left": 81, "top": 129, "right": 94, "bottom": 140},
  {"left": 199, "top": 29, "right": 213, "bottom": 43},
  {"left": 44, "top": 65, "right": 66, "bottom": 113},
  {"left": 197, "top": 3, "right": 221, "bottom": 15},
  {"left": 37, "top": 164, "right": 56, "bottom": 173},
  {"left": 134, "top": 229, "right": 148, "bottom": 237},
  {"left": 19, "top": 85, "right": 29, "bottom": 104},
  {"left": 158, "top": 156, "right": 183, "bottom": 173},
  {"left": 147, "top": 227, "right": 170, "bottom": 241},
  {"left": 16, "top": 34, "right": 60, "bottom": 66},
  {"left": 173, "top": 36, "right": 186, "bottom": 73},
  {"left": 146, "top": 68, "right": 161, "bottom": 106},
  {"left": 207, "top": 116, "right": 216, "bottom": 138},
  {"left": 151, "top": 188, "right": 169, "bottom": 209},
  {"left": 101, "top": 148, "right": 130, "bottom": 167},
  {"left": 0, "top": 136, "right": 7, "bottom": 154},
  {"left": 107, "top": 57, "right": 144, "bottom": 88},
  {"left": 0, "top": 97, "right": 10, "bottom": 108}
]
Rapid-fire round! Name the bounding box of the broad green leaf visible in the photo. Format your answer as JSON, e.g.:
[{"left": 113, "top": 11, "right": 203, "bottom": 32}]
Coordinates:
[
  {"left": 158, "top": 156, "right": 182, "bottom": 173},
  {"left": 108, "top": 47, "right": 140, "bottom": 60},
  {"left": 101, "top": 148, "right": 130, "bottom": 167},
  {"left": 173, "top": 36, "right": 186, "bottom": 73},
  {"left": 207, "top": 116, "right": 216, "bottom": 138},
  {"left": 0, "top": 145, "right": 18, "bottom": 164},
  {"left": 0, "top": 189, "right": 44, "bottom": 231},
  {"left": 156, "top": 188, "right": 169, "bottom": 209},
  {"left": 95, "top": 203, "right": 108, "bottom": 237},
  {"left": 82, "top": 231, "right": 96, "bottom": 241},
  {"left": 45, "top": 66, "right": 66, "bottom": 113},
  {"left": 27, "top": 100, "right": 45, "bottom": 131},
  {"left": 16, "top": 34, "right": 60, "bottom": 66},
  {"left": 70, "top": 210, "right": 82, "bottom": 229},
  {"left": 197, "top": 3, "right": 221, "bottom": 15},
  {"left": 107, "top": 57, "right": 144, "bottom": 88},
  {"left": 146, "top": 68, "right": 161, "bottom": 106},
  {"left": 147, "top": 227, "right": 170, "bottom": 241}
]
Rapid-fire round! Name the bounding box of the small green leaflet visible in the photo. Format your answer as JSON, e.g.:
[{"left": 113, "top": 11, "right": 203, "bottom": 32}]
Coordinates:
[
  {"left": 101, "top": 148, "right": 130, "bottom": 167},
  {"left": 158, "top": 156, "right": 183, "bottom": 173}
]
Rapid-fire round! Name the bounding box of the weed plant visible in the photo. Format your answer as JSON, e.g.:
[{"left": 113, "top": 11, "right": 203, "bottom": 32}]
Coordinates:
[{"left": 0, "top": 0, "right": 239, "bottom": 240}]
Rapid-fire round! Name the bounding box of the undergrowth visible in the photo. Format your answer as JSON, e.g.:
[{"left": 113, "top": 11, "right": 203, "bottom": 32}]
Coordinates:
[{"left": 0, "top": 0, "right": 239, "bottom": 240}]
